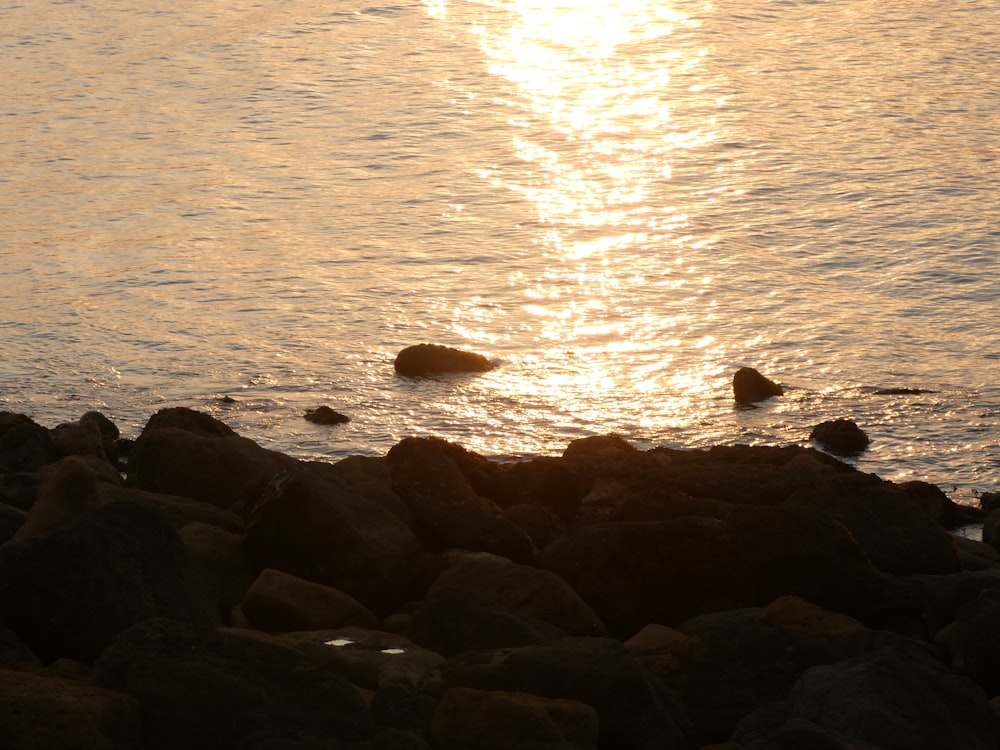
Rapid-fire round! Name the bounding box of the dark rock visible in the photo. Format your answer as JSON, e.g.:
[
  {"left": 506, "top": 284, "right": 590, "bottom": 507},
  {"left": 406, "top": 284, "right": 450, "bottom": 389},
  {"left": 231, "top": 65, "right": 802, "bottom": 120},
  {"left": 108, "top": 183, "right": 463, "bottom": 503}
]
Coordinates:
[
  {"left": 372, "top": 683, "right": 439, "bottom": 733},
  {"left": 785, "top": 473, "right": 960, "bottom": 576},
  {"left": 736, "top": 644, "right": 1000, "bottom": 750},
  {"left": 0, "top": 503, "right": 26, "bottom": 546},
  {"left": 142, "top": 406, "right": 239, "bottom": 437},
  {"left": 0, "top": 411, "right": 55, "bottom": 472},
  {"left": 431, "top": 687, "right": 599, "bottom": 750},
  {"left": 409, "top": 588, "right": 569, "bottom": 657},
  {"left": 275, "top": 627, "right": 444, "bottom": 691},
  {"left": 242, "top": 568, "right": 380, "bottom": 632},
  {"left": 981, "top": 491, "right": 1000, "bottom": 515},
  {"left": 394, "top": 343, "right": 494, "bottom": 377},
  {"left": 439, "top": 637, "right": 690, "bottom": 750},
  {"left": 93, "top": 618, "right": 375, "bottom": 749},
  {"left": 542, "top": 517, "right": 751, "bottom": 638},
  {"left": 51, "top": 418, "right": 108, "bottom": 461},
  {"left": 100, "top": 484, "right": 245, "bottom": 533},
  {"left": 809, "top": 419, "right": 870, "bottom": 455},
  {"left": 427, "top": 553, "right": 606, "bottom": 637},
  {"left": 507, "top": 456, "right": 587, "bottom": 523},
  {"left": 638, "top": 598, "right": 911, "bottom": 746},
  {"left": 0, "top": 622, "right": 39, "bottom": 668},
  {"left": 128, "top": 426, "right": 299, "bottom": 509},
  {"left": 936, "top": 591, "right": 1000, "bottom": 697},
  {"left": 723, "top": 504, "right": 885, "bottom": 621},
  {"left": 387, "top": 437, "right": 535, "bottom": 564},
  {"left": 0, "top": 501, "right": 217, "bottom": 663},
  {"left": 0, "top": 471, "right": 40, "bottom": 512},
  {"left": 873, "top": 387, "right": 936, "bottom": 395},
  {"left": 0, "top": 667, "right": 142, "bottom": 749},
  {"left": 81, "top": 410, "right": 121, "bottom": 440},
  {"left": 8, "top": 456, "right": 103, "bottom": 544},
  {"left": 243, "top": 466, "right": 422, "bottom": 616},
  {"left": 181, "top": 522, "right": 256, "bottom": 624},
  {"left": 733, "top": 367, "right": 784, "bottom": 404},
  {"left": 303, "top": 405, "right": 350, "bottom": 425}
]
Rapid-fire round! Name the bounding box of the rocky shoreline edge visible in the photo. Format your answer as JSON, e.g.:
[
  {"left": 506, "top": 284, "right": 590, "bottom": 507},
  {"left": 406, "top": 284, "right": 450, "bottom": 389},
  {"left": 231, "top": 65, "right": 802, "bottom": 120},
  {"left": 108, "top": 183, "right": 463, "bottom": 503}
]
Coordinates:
[{"left": 2, "top": 406, "right": 1000, "bottom": 749}]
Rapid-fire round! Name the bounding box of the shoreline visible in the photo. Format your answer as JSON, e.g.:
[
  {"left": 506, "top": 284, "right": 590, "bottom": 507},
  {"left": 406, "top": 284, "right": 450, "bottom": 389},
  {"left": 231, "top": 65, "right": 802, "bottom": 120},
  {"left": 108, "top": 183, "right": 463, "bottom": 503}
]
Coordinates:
[{"left": 2, "top": 406, "right": 1000, "bottom": 748}]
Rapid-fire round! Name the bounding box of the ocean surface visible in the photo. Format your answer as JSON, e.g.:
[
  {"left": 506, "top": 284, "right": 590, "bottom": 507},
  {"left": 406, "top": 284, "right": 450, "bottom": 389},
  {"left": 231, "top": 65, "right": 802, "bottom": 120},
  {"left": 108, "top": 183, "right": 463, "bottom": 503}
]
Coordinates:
[{"left": 2, "top": 0, "right": 998, "bottom": 500}]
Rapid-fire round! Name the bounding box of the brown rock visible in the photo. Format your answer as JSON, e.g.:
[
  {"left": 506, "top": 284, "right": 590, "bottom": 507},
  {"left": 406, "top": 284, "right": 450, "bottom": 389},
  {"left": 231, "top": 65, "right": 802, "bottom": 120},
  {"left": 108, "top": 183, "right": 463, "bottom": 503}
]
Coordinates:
[
  {"left": 733, "top": 367, "right": 784, "bottom": 404},
  {"left": 0, "top": 668, "right": 141, "bottom": 749},
  {"left": 387, "top": 437, "right": 535, "bottom": 564},
  {"left": 304, "top": 405, "right": 351, "bottom": 425},
  {"left": 432, "top": 687, "right": 599, "bottom": 750},
  {"left": 394, "top": 343, "right": 494, "bottom": 377},
  {"left": 242, "top": 568, "right": 379, "bottom": 632},
  {"left": 7, "top": 456, "right": 103, "bottom": 544},
  {"left": 810, "top": 419, "right": 870, "bottom": 455}
]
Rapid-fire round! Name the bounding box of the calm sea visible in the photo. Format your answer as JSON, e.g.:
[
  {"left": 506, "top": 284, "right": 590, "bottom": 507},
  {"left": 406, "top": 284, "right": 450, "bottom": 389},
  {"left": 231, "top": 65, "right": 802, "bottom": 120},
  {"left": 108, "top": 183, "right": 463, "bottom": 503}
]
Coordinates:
[{"left": 2, "top": 0, "right": 998, "bottom": 499}]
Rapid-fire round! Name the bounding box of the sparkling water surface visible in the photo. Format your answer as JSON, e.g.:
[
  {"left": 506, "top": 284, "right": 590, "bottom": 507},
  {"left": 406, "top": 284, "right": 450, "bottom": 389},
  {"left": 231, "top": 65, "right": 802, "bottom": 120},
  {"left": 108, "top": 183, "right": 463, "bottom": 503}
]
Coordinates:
[{"left": 2, "top": 0, "right": 998, "bottom": 499}]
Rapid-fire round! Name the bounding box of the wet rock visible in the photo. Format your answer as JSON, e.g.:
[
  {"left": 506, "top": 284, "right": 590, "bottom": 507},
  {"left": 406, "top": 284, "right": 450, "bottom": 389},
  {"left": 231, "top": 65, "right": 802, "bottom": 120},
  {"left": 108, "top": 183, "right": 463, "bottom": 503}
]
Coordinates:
[
  {"left": 242, "top": 567, "right": 380, "bottom": 632},
  {"left": 431, "top": 687, "right": 599, "bottom": 750},
  {"left": 507, "top": 456, "right": 587, "bottom": 523},
  {"left": 394, "top": 343, "right": 495, "bottom": 377},
  {"left": 387, "top": 437, "right": 535, "bottom": 564},
  {"left": 128, "top": 426, "right": 299, "bottom": 510},
  {"left": 809, "top": 419, "right": 870, "bottom": 455},
  {"left": 439, "top": 637, "right": 690, "bottom": 750},
  {"left": 732, "top": 367, "right": 784, "bottom": 404},
  {"left": 0, "top": 501, "right": 217, "bottom": 663},
  {"left": 243, "top": 466, "right": 422, "bottom": 616},
  {"left": 0, "top": 668, "right": 142, "bottom": 749},
  {"left": 0, "top": 411, "right": 55, "bottom": 472},
  {"left": 542, "top": 517, "right": 750, "bottom": 638},
  {"left": 303, "top": 405, "right": 350, "bottom": 425},
  {"left": 93, "top": 618, "right": 376, "bottom": 749}
]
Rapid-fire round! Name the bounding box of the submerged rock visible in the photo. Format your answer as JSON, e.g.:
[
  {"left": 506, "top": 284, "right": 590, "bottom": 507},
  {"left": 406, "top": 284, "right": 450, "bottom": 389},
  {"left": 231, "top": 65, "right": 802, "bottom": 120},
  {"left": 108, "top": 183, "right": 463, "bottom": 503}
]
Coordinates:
[
  {"left": 732, "top": 367, "right": 784, "bottom": 404},
  {"left": 394, "top": 343, "right": 495, "bottom": 377}
]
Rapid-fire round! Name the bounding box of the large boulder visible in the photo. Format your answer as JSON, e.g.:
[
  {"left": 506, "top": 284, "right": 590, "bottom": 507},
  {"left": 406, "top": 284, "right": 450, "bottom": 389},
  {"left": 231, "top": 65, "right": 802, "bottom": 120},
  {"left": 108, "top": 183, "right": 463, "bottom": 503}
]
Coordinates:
[
  {"left": 735, "top": 644, "right": 1000, "bottom": 750},
  {"left": 722, "top": 504, "right": 885, "bottom": 621},
  {"left": 394, "top": 344, "right": 495, "bottom": 377},
  {"left": 128, "top": 426, "right": 299, "bottom": 510},
  {"left": 439, "top": 637, "right": 690, "bottom": 750},
  {"left": 432, "top": 687, "right": 599, "bottom": 750},
  {"left": 0, "top": 668, "right": 141, "bottom": 749},
  {"left": 542, "top": 517, "right": 750, "bottom": 638},
  {"left": 180, "top": 521, "right": 256, "bottom": 624},
  {"left": 243, "top": 466, "right": 422, "bottom": 616},
  {"left": 7, "top": 456, "right": 103, "bottom": 544},
  {"left": 93, "top": 618, "right": 375, "bottom": 749},
  {"left": 0, "top": 501, "right": 217, "bottom": 663},
  {"left": 785, "top": 473, "right": 960, "bottom": 576},
  {"left": 387, "top": 437, "right": 535, "bottom": 564},
  {"left": 935, "top": 591, "right": 1000, "bottom": 697},
  {"left": 0, "top": 411, "right": 55, "bottom": 472},
  {"left": 732, "top": 367, "right": 784, "bottom": 404},
  {"left": 427, "top": 553, "right": 606, "bottom": 637},
  {"left": 241, "top": 567, "right": 380, "bottom": 632}
]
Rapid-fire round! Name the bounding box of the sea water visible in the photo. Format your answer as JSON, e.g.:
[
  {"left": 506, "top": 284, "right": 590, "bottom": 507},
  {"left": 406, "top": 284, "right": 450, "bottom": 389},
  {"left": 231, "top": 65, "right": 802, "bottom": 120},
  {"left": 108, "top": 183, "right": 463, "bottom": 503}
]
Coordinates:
[{"left": 1, "top": 0, "right": 998, "bottom": 499}]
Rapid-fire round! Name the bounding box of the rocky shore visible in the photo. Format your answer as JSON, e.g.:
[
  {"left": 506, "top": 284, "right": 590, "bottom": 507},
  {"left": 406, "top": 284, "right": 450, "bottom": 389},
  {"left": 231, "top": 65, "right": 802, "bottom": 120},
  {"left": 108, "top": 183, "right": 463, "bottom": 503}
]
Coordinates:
[{"left": 2, "top": 406, "right": 1000, "bottom": 749}]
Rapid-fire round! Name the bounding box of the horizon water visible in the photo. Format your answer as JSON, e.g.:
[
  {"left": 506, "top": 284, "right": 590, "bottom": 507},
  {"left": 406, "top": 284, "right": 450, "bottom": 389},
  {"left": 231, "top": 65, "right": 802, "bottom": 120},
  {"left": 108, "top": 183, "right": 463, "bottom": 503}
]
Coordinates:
[{"left": 1, "top": 0, "right": 998, "bottom": 500}]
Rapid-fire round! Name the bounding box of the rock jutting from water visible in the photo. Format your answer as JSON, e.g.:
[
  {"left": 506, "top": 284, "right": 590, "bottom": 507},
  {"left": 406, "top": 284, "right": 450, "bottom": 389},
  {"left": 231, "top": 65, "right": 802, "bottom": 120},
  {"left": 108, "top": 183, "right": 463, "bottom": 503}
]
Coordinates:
[
  {"left": 732, "top": 366, "right": 785, "bottom": 404},
  {"left": 393, "top": 343, "right": 495, "bottom": 377},
  {"left": 2, "top": 407, "right": 1000, "bottom": 749}
]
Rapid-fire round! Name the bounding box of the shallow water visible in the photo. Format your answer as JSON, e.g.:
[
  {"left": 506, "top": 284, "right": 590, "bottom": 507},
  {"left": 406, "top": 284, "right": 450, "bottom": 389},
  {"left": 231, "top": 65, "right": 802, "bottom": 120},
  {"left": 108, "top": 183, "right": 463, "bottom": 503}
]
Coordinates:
[{"left": 1, "top": 0, "right": 998, "bottom": 498}]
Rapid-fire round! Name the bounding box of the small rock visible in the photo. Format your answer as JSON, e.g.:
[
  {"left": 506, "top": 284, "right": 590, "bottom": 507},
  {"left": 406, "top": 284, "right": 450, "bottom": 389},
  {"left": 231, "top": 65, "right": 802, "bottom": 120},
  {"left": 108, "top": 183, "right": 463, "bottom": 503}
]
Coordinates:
[
  {"left": 304, "top": 405, "right": 351, "bottom": 425},
  {"left": 732, "top": 367, "right": 784, "bottom": 404},
  {"left": 394, "top": 344, "right": 494, "bottom": 377},
  {"left": 810, "top": 419, "right": 870, "bottom": 455}
]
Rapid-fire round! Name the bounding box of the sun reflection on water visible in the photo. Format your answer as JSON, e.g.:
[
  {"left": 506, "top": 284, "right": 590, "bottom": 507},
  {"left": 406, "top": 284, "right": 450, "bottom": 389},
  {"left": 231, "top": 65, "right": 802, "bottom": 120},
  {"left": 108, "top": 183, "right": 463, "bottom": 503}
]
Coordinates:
[{"left": 421, "top": 1, "right": 736, "bottom": 450}]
